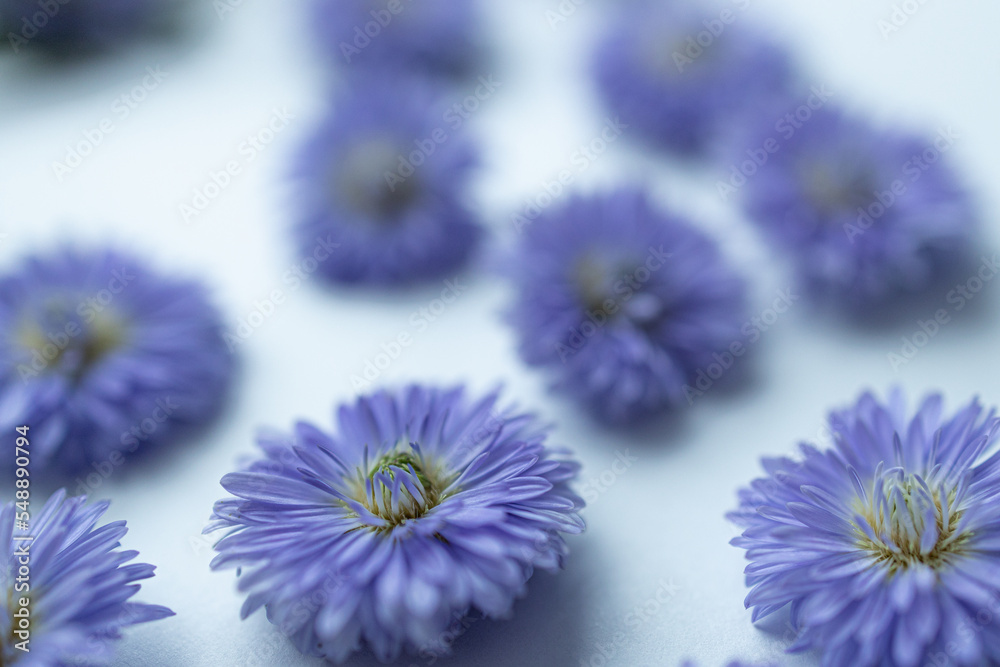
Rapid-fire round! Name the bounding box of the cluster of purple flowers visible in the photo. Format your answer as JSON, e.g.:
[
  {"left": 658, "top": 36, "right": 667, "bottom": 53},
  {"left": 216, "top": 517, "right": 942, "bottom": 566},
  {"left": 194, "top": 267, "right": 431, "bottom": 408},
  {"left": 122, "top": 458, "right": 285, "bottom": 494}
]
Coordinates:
[{"left": 1, "top": 1, "right": 991, "bottom": 666}]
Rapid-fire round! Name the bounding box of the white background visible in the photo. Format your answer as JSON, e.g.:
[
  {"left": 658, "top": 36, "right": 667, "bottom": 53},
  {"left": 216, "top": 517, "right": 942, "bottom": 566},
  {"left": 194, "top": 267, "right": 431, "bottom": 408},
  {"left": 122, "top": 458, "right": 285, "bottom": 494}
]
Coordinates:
[{"left": 2, "top": 1, "right": 1000, "bottom": 665}]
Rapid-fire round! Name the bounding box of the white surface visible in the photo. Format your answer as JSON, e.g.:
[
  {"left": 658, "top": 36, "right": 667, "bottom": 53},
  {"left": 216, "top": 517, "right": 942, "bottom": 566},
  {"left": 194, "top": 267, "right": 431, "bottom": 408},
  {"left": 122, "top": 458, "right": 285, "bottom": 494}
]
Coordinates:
[{"left": 2, "top": 1, "right": 1000, "bottom": 665}]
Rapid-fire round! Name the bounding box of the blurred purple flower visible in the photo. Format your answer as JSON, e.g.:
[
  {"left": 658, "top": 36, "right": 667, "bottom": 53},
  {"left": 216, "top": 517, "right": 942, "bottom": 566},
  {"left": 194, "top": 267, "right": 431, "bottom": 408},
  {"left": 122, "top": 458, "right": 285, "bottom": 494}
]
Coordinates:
[
  {"left": 729, "top": 388, "right": 1000, "bottom": 666},
  {"left": 1, "top": 490, "right": 173, "bottom": 665},
  {"left": 0, "top": 247, "right": 234, "bottom": 475},
  {"left": 737, "top": 109, "right": 977, "bottom": 312},
  {"left": 506, "top": 189, "right": 748, "bottom": 425},
  {"left": 592, "top": 0, "right": 793, "bottom": 153},
  {"left": 310, "top": 0, "right": 481, "bottom": 75},
  {"left": 293, "top": 78, "right": 483, "bottom": 286},
  {"left": 207, "top": 384, "right": 584, "bottom": 663}
]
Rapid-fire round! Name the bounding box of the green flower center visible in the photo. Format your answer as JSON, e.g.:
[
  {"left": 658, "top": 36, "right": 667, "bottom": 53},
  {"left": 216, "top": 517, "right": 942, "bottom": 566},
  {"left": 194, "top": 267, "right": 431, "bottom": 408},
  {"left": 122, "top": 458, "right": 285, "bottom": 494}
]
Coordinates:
[
  {"left": 349, "top": 446, "right": 453, "bottom": 532},
  {"left": 854, "top": 472, "right": 969, "bottom": 573}
]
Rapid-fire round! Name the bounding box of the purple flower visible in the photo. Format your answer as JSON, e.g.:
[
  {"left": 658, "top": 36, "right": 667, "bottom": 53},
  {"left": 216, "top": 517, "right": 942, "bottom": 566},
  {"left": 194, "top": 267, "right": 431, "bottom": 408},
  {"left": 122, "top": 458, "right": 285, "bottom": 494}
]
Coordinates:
[
  {"left": 736, "top": 109, "right": 977, "bottom": 312},
  {"left": 1, "top": 489, "right": 173, "bottom": 665},
  {"left": 681, "top": 661, "right": 778, "bottom": 667},
  {"left": 0, "top": 0, "right": 166, "bottom": 53},
  {"left": 506, "top": 189, "right": 748, "bottom": 424},
  {"left": 293, "top": 78, "right": 483, "bottom": 286},
  {"left": 592, "top": 0, "right": 793, "bottom": 153},
  {"left": 310, "top": 0, "right": 481, "bottom": 75},
  {"left": 206, "top": 385, "right": 585, "bottom": 663},
  {"left": 0, "top": 247, "right": 234, "bottom": 475},
  {"left": 729, "top": 388, "right": 1000, "bottom": 666}
]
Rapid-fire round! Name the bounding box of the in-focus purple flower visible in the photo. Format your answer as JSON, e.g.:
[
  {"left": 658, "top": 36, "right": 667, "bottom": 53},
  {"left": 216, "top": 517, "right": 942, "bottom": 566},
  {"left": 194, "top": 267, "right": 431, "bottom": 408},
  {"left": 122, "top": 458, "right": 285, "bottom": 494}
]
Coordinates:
[
  {"left": 0, "top": 0, "right": 168, "bottom": 53},
  {"left": 592, "top": 0, "right": 793, "bottom": 153},
  {"left": 0, "top": 247, "right": 234, "bottom": 475},
  {"left": 1, "top": 489, "right": 173, "bottom": 666},
  {"left": 506, "top": 189, "right": 748, "bottom": 424},
  {"left": 310, "top": 0, "right": 482, "bottom": 75},
  {"left": 206, "top": 385, "right": 584, "bottom": 663},
  {"left": 729, "top": 388, "right": 1000, "bottom": 667},
  {"left": 736, "top": 108, "right": 977, "bottom": 312},
  {"left": 293, "top": 78, "right": 483, "bottom": 286}
]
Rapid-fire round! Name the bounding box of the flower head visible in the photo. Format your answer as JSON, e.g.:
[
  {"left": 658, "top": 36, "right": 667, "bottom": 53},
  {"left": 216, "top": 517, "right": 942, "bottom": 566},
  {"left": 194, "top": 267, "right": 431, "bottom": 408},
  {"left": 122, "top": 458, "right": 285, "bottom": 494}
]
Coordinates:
[
  {"left": 681, "top": 661, "right": 777, "bottom": 667},
  {"left": 592, "top": 0, "right": 793, "bottom": 153},
  {"left": 1, "top": 490, "right": 173, "bottom": 666},
  {"left": 736, "top": 109, "right": 977, "bottom": 311},
  {"left": 0, "top": 0, "right": 166, "bottom": 53},
  {"left": 0, "top": 247, "right": 234, "bottom": 474},
  {"left": 729, "top": 388, "right": 1000, "bottom": 666},
  {"left": 207, "top": 385, "right": 585, "bottom": 663},
  {"left": 506, "top": 189, "right": 748, "bottom": 424},
  {"left": 310, "top": 0, "right": 482, "bottom": 75},
  {"left": 293, "top": 78, "right": 483, "bottom": 286}
]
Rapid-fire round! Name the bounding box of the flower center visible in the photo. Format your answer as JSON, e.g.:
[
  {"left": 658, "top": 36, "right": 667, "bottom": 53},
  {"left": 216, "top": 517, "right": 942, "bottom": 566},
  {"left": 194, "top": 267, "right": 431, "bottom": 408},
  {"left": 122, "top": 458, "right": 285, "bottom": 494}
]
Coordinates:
[
  {"left": 572, "top": 253, "right": 665, "bottom": 327},
  {"left": 641, "top": 22, "right": 724, "bottom": 81},
  {"left": 17, "top": 301, "right": 127, "bottom": 382},
  {"left": 350, "top": 446, "right": 450, "bottom": 532},
  {"left": 854, "top": 470, "right": 969, "bottom": 572},
  {"left": 336, "top": 137, "right": 421, "bottom": 222},
  {"left": 800, "top": 159, "right": 877, "bottom": 217}
]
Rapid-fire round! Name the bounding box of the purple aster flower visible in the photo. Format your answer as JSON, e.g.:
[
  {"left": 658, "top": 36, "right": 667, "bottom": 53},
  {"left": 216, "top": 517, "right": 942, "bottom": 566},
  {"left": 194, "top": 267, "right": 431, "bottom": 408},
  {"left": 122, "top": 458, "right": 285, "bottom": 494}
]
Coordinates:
[
  {"left": 0, "top": 247, "right": 234, "bottom": 475},
  {"left": 1, "top": 489, "right": 173, "bottom": 665},
  {"left": 736, "top": 108, "right": 977, "bottom": 312},
  {"left": 293, "top": 78, "right": 483, "bottom": 286},
  {"left": 206, "top": 384, "right": 584, "bottom": 663},
  {"left": 681, "top": 662, "right": 778, "bottom": 667},
  {"left": 0, "top": 0, "right": 167, "bottom": 54},
  {"left": 729, "top": 388, "right": 1000, "bottom": 667},
  {"left": 310, "top": 0, "right": 481, "bottom": 75},
  {"left": 592, "top": 0, "right": 794, "bottom": 153},
  {"left": 506, "top": 189, "right": 748, "bottom": 425}
]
